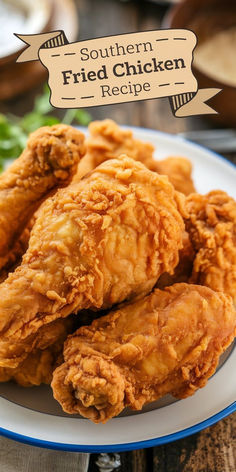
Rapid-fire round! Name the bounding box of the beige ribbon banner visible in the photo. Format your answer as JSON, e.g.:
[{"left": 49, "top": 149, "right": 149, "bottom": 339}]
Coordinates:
[{"left": 16, "top": 30, "right": 221, "bottom": 116}]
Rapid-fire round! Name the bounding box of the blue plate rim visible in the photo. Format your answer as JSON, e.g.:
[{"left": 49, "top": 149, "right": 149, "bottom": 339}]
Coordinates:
[
  {"left": 0, "top": 401, "right": 235, "bottom": 452},
  {"left": 1, "top": 127, "right": 236, "bottom": 452}
]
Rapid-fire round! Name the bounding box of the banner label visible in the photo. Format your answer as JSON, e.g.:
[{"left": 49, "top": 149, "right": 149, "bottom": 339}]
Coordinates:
[{"left": 16, "top": 30, "right": 221, "bottom": 117}]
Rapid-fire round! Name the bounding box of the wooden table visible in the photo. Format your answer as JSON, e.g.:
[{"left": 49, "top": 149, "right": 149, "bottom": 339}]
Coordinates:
[{"left": 0, "top": 0, "right": 235, "bottom": 470}]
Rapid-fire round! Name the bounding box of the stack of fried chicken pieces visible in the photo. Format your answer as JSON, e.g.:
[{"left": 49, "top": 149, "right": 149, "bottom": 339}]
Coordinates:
[{"left": 0, "top": 120, "right": 235, "bottom": 424}]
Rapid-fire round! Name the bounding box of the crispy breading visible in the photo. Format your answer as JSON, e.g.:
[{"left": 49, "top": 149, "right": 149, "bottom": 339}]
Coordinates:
[
  {"left": 0, "top": 346, "right": 59, "bottom": 387},
  {"left": 157, "top": 231, "right": 195, "bottom": 288},
  {"left": 153, "top": 157, "right": 195, "bottom": 196},
  {"left": 186, "top": 190, "right": 236, "bottom": 303},
  {"left": 0, "top": 156, "right": 185, "bottom": 367},
  {"left": 0, "top": 315, "right": 75, "bottom": 386},
  {"left": 0, "top": 124, "right": 85, "bottom": 270},
  {"left": 75, "top": 120, "right": 195, "bottom": 195},
  {"left": 51, "top": 283, "right": 236, "bottom": 423},
  {"left": 0, "top": 316, "right": 74, "bottom": 369},
  {"left": 76, "top": 119, "right": 154, "bottom": 179}
]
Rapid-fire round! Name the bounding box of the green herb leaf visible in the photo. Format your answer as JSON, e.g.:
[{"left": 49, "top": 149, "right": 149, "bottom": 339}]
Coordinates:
[
  {"left": 21, "top": 112, "right": 60, "bottom": 134},
  {"left": 74, "top": 109, "right": 92, "bottom": 126},
  {"left": 62, "top": 109, "right": 77, "bottom": 125},
  {"left": 0, "top": 83, "right": 92, "bottom": 167},
  {"left": 34, "top": 86, "right": 53, "bottom": 115}
]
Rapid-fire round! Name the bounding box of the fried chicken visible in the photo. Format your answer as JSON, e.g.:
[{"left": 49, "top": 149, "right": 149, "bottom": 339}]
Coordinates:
[
  {"left": 153, "top": 157, "right": 195, "bottom": 196},
  {"left": 0, "top": 339, "right": 64, "bottom": 387},
  {"left": 0, "top": 221, "right": 33, "bottom": 283},
  {"left": 51, "top": 283, "right": 236, "bottom": 423},
  {"left": 0, "top": 156, "right": 185, "bottom": 364},
  {"left": 157, "top": 231, "right": 195, "bottom": 289},
  {"left": 75, "top": 120, "right": 195, "bottom": 195},
  {"left": 0, "top": 124, "right": 85, "bottom": 271},
  {"left": 0, "top": 316, "right": 74, "bottom": 369},
  {"left": 186, "top": 190, "right": 236, "bottom": 303},
  {"left": 0, "top": 313, "right": 77, "bottom": 386},
  {"left": 75, "top": 119, "right": 154, "bottom": 181}
]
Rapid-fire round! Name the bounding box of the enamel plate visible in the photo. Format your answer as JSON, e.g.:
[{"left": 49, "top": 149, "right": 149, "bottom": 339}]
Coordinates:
[{"left": 0, "top": 127, "right": 235, "bottom": 451}]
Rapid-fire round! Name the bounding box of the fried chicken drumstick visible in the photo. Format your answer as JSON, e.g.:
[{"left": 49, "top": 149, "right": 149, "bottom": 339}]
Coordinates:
[
  {"left": 0, "top": 156, "right": 185, "bottom": 366},
  {"left": 0, "top": 124, "right": 85, "bottom": 271},
  {"left": 51, "top": 283, "right": 236, "bottom": 423},
  {"left": 75, "top": 119, "right": 195, "bottom": 195},
  {"left": 186, "top": 190, "right": 236, "bottom": 303}
]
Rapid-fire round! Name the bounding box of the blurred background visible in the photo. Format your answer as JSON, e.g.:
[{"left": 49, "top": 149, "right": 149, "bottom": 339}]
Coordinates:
[
  {"left": 0, "top": 0, "right": 236, "bottom": 168},
  {"left": 0, "top": 1, "right": 235, "bottom": 471}
]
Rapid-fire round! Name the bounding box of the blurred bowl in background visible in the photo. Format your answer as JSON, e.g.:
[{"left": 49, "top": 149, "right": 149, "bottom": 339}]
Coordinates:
[
  {"left": 163, "top": 0, "right": 236, "bottom": 127},
  {"left": 0, "top": 0, "right": 52, "bottom": 65},
  {"left": 0, "top": 0, "right": 79, "bottom": 100},
  {"left": 147, "top": 0, "right": 180, "bottom": 4}
]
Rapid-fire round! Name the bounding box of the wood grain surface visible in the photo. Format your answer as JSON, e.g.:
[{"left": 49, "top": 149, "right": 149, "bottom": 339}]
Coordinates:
[{"left": 0, "top": 0, "right": 235, "bottom": 471}]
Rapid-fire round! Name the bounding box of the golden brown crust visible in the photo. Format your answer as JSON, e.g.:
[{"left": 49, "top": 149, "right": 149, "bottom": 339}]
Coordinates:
[
  {"left": 157, "top": 231, "right": 195, "bottom": 288},
  {"left": 0, "top": 349, "right": 57, "bottom": 387},
  {"left": 0, "top": 156, "right": 185, "bottom": 358},
  {"left": 76, "top": 119, "right": 155, "bottom": 177},
  {"left": 51, "top": 283, "right": 236, "bottom": 423},
  {"left": 0, "top": 316, "right": 75, "bottom": 386},
  {"left": 0, "top": 225, "right": 32, "bottom": 282},
  {"left": 0, "top": 124, "right": 85, "bottom": 267},
  {"left": 186, "top": 190, "right": 236, "bottom": 303},
  {"left": 153, "top": 157, "right": 195, "bottom": 196},
  {"left": 0, "top": 316, "right": 74, "bottom": 369},
  {"left": 75, "top": 120, "right": 195, "bottom": 196}
]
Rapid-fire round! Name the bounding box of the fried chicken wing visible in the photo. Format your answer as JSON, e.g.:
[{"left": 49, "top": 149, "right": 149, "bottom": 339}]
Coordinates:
[
  {"left": 51, "top": 283, "right": 236, "bottom": 423},
  {"left": 0, "top": 156, "right": 185, "bottom": 363},
  {"left": 186, "top": 190, "right": 236, "bottom": 303},
  {"left": 0, "top": 124, "right": 85, "bottom": 270},
  {"left": 75, "top": 120, "right": 195, "bottom": 195}
]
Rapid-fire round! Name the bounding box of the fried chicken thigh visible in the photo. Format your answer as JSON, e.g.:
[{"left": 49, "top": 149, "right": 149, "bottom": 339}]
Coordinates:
[
  {"left": 0, "top": 156, "right": 185, "bottom": 365},
  {"left": 51, "top": 283, "right": 236, "bottom": 423},
  {"left": 0, "top": 124, "right": 85, "bottom": 271},
  {"left": 75, "top": 119, "right": 195, "bottom": 195},
  {"left": 186, "top": 190, "right": 236, "bottom": 303}
]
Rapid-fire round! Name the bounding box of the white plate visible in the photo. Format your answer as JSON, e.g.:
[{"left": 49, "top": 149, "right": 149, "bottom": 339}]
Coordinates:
[{"left": 0, "top": 127, "right": 236, "bottom": 452}]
